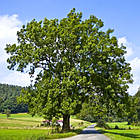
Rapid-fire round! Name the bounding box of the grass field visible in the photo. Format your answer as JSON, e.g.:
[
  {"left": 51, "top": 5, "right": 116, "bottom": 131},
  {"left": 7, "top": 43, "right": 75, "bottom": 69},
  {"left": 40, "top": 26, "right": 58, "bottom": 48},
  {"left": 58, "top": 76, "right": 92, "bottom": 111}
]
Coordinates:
[
  {"left": 0, "top": 113, "right": 43, "bottom": 129},
  {"left": 97, "top": 122, "right": 140, "bottom": 140},
  {"left": 2, "top": 113, "right": 140, "bottom": 140},
  {"left": 0, "top": 113, "right": 91, "bottom": 140}
]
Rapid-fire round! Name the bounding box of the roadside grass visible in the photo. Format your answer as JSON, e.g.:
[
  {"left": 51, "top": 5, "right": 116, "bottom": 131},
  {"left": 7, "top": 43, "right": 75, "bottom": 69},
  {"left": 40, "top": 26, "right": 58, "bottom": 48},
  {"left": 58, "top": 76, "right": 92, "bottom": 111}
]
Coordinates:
[
  {"left": 0, "top": 129, "right": 83, "bottom": 140},
  {"left": 0, "top": 129, "right": 51, "bottom": 140},
  {"left": 0, "top": 113, "right": 91, "bottom": 140},
  {"left": 107, "top": 122, "right": 140, "bottom": 130},
  {"left": 100, "top": 129, "right": 140, "bottom": 140},
  {"left": 96, "top": 122, "right": 140, "bottom": 140}
]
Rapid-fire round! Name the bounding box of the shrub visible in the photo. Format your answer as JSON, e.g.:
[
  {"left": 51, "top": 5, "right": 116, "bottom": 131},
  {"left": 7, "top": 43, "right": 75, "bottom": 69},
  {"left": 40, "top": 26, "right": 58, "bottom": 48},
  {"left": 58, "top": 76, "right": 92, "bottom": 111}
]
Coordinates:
[
  {"left": 96, "top": 120, "right": 110, "bottom": 129},
  {"left": 41, "top": 120, "right": 51, "bottom": 127},
  {"left": 4, "top": 109, "right": 11, "bottom": 119},
  {"left": 133, "top": 122, "right": 140, "bottom": 126},
  {"left": 114, "top": 125, "right": 119, "bottom": 129}
]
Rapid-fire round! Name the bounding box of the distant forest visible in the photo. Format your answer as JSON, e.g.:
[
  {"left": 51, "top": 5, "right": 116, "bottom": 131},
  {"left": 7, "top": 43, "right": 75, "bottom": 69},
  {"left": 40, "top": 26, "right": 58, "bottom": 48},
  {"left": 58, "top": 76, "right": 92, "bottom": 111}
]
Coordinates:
[{"left": 0, "top": 83, "right": 28, "bottom": 113}]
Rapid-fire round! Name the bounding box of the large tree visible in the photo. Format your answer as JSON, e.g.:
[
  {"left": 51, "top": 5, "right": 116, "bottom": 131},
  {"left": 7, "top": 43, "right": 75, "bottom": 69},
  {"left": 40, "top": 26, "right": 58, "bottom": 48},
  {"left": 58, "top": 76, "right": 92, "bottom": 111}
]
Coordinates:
[{"left": 5, "top": 8, "right": 132, "bottom": 131}]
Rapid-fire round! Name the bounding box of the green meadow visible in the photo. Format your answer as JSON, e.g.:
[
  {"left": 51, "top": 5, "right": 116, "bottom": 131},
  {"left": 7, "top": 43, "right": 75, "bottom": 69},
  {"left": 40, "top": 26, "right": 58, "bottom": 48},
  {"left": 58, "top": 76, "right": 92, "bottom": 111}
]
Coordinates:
[
  {"left": 0, "top": 113, "right": 91, "bottom": 140},
  {"left": 1, "top": 113, "right": 140, "bottom": 140},
  {"left": 97, "top": 122, "right": 140, "bottom": 140}
]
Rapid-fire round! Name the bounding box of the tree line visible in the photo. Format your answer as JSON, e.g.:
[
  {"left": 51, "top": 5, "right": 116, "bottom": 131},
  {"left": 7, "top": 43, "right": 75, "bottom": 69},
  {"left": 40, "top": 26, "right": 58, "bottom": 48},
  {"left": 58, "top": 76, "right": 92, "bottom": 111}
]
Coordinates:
[
  {"left": 0, "top": 83, "right": 28, "bottom": 113},
  {"left": 76, "top": 88, "right": 140, "bottom": 125},
  {"left": 0, "top": 81, "right": 139, "bottom": 126}
]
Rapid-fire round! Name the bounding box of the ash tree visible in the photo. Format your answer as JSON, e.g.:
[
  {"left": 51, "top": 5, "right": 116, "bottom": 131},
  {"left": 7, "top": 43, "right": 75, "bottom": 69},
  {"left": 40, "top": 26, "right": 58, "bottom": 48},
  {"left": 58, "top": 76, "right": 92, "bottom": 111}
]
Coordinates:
[{"left": 5, "top": 8, "right": 133, "bottom": 131}]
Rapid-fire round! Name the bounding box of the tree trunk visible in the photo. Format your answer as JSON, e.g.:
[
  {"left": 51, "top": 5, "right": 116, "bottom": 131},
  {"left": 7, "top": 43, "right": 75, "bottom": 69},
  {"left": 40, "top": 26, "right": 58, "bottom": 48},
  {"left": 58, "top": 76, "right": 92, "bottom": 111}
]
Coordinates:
[{"left": 62, "top": 114, "right": 70, "bottom": 132}]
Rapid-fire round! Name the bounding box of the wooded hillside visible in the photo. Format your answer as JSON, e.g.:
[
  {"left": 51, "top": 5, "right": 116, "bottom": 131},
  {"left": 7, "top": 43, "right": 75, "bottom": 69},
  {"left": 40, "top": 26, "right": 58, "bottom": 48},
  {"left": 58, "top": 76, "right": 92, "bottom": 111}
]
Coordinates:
[{"left": 0, "top": 83, "right": 28, "bottom": 113}]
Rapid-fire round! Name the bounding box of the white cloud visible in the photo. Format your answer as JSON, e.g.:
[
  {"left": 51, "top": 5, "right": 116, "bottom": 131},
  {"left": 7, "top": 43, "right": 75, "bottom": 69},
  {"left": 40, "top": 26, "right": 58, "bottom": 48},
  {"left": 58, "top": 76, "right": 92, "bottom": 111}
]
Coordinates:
[
  {"left": 0, "top": 14, "right": 21, "bottom": 40},
  {"left": 128, "top": 57, "right": 140, "bottom": 95},
  {"left": 118, "top": 37, "right": 140, "bottom": 95},
  {"left": 130, "top": 57, "right": 140, "bottom": 75},
  {"left": 0, "top": 14, "right": 22, "bottom": 63},
  {"left": 118, "top": 37, "right": 133, "bottom": 58},
  {"left": 1, "top": 71, "right": 30, "bottom": 87},
  {"left": 0, "top": 14, "right": 30, "bottom": 86},
  {"left": 118, "top": 37, "right": 127, "bottom": 46}
]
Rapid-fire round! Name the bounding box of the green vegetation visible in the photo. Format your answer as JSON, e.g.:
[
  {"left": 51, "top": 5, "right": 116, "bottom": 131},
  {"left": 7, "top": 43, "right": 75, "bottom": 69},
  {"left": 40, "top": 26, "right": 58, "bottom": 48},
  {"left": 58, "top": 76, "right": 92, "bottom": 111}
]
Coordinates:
[
  {"left": 0, "top": 129, "right": 50, "bottom": 140},
  {"left": 0, "top": 83, "right": 27, "bottom": 113},
  {"left": 107, "top": 122, "right": 140, "bottom": 130},
  {"left": 0, "top": 113, "right": 43, "bottom": 129},
  {"left": 76, "top": 92, "right": 140, "bottom": 126},
  {"left": 0, "top": 113, "right": 91, "bottom": 140},
  {"left": 0, "top": 129, "right": 84, "bottom": 140},
  {"left": 135, "top": 88, "right": 140, "bottom": 122},
  {"left": 4, "top": 109, "right": 11, "bottom": 119},
  {"left": 97, "top": 122, "right": 140, "bottom": 140},
  {"left": 6, "top": 8, "right": 132, "bottom": 131}
]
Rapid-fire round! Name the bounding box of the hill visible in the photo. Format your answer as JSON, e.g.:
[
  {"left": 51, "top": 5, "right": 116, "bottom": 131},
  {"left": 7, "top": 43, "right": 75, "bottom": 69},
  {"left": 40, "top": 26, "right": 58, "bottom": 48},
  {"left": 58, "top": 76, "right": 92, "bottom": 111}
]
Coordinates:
[{"left": 0, "top": 83, "right": 28, "bottom": 113}]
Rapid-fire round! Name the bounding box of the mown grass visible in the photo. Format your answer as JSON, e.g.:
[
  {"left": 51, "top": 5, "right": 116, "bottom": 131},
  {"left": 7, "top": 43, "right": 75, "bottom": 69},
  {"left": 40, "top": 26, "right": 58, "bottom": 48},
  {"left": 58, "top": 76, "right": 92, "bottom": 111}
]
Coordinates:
[
  {"left": 0, "top": 113, "right": 91, "bottom": 140},
  {"left": 0, "top": 129, "right": 50, "bottom": 140},
  {"left": 0, "top": 113, "right": 43, "bottom": 122},
  {"left": 0, "top": 113, "right": 42, "bottom": 129},
  {"left": 107, "top": 122, "right": 140, "bottom": 130},
  {"left": 97, "top": 122, "right": 140, "bottom": 140},
  {"left": 0, "top": 129, "right": 82, "bottom": 140}
]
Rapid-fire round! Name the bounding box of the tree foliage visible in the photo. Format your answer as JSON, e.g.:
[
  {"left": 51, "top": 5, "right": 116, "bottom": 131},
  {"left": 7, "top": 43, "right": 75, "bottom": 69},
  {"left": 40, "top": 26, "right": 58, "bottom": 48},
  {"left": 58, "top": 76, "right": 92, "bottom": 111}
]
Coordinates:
[
  {"left": 127, "top": 95, "right": 138, "bottom": 125},
  {"left": 76, "top": 94, "right": 130, "bottom": 123},
  {"left": 5, "top": 8, "right": 132, "bottom": 131},
  {"left": 0, "top": 83, "right": 28, "bottom": 113},
  {"left": 134, "top": 88, "right": 140, "bottom": 121},
  {"left": 4, "top": 109, "right": 11, "bottom": 119}
]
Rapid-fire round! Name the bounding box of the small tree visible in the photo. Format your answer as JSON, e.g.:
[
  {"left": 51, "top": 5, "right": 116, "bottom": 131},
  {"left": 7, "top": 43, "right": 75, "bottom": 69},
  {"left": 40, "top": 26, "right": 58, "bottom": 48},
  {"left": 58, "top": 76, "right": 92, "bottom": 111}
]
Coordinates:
[{"left": 4, "top": 109, "right": 11, "bottom": 119}]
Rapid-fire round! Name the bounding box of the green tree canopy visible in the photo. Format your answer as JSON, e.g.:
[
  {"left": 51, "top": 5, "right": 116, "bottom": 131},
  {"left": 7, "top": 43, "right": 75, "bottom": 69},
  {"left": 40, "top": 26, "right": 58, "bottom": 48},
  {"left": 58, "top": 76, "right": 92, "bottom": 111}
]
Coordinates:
[
  {"left": 0, "top": 83, "right": 28, "bottom": 113},
  {"left": 5, "top": 8, "right": 133, "bottom": 131},
  {"left": 134, "top": 88, "right": 140, "bottom": 121}
]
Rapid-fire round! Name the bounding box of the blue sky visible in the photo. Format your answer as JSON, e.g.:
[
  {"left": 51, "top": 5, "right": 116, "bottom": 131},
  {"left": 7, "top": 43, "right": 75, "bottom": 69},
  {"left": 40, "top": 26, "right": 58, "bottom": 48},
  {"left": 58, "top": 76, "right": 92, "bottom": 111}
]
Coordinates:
[{"left": 0, "top": 0, "right": 140, "bottom": 95}]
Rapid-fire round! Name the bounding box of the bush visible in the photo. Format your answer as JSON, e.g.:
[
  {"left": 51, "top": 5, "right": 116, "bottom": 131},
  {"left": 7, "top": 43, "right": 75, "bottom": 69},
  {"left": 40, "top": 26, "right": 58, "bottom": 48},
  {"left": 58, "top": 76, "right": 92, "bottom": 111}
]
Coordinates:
[
  {"left": 132, "top": 122, "right": 140, "bottom": 126},
  {"left": 96, "top": 120, "right": 110, "bottom": 129},
  {"left": 4, "top": 109, "right": 11, "bottom": 119},
  {"left": 84, "top": 115, "right": 95, "bottom": 122},
  {"left": 114, "top": 125, "right": 119, "bottom": 129},
  {"left": 78, "top": 122, "right": 84, "bottom": 126},
  {"left": 41, "top": 120, "right": 51, "bottom": 127}
]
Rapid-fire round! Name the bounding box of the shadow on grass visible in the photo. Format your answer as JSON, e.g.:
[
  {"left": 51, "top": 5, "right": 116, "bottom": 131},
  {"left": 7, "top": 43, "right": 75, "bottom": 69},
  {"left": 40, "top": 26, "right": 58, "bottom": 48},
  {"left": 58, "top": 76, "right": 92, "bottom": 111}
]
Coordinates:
[{"left": 99, "top": 129, "right": 140, "bottom": 139}]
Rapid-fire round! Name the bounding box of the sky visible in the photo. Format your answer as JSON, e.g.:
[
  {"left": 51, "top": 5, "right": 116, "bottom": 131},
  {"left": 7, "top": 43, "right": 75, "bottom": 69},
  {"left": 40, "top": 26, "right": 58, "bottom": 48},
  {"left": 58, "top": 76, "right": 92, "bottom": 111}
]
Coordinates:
[{"left": 0, "top": 0, "right": 140, "bottom": 95}]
